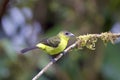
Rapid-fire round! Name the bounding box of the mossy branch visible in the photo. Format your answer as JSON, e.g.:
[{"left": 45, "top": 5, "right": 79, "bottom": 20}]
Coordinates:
[
  {"left": 32, "top": 32, "right": 120, "bottom": 80},
  {"left": 77, "top": 32, "right": 120, "bottom": 50}
]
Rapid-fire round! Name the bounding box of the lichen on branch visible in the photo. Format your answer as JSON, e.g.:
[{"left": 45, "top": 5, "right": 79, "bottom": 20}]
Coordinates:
[{"left": 76, "top": 32, "right": 120, "bottom": 50}]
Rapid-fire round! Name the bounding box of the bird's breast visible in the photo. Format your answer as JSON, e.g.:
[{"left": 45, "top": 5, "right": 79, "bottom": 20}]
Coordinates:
[{"left": 45, "top": 38, "right": 68, "bottom": 55}]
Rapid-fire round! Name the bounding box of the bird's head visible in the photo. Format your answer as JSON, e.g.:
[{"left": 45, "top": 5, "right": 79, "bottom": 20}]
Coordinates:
[{"left": 58, "top": 31, "right": 74, "bottom": 40}]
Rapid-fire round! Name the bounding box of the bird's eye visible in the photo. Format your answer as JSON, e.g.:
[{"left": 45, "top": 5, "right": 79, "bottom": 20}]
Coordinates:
[{"left": 65, "top": 32, "right": 69, "bottom": 35}]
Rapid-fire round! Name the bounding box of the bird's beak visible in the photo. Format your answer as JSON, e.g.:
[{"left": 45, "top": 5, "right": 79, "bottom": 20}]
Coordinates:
[{"left": 69, "top": 33, "right": 75, "bottom": 37}]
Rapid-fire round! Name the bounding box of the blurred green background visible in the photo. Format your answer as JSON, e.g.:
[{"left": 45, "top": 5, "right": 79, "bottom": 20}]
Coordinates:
[{"left": 0, "top": 0, "right": 120, "bottom": 80}]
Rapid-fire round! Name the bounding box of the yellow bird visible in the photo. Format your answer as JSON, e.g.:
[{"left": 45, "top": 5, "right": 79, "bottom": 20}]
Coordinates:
[{"left": 21, "top": 31, "right": 74, "bottom": 59}]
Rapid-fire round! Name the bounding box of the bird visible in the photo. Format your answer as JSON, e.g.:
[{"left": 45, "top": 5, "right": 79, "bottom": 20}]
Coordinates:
[{"left": 21, "top": 31, "right": 74, "bottom": 60}]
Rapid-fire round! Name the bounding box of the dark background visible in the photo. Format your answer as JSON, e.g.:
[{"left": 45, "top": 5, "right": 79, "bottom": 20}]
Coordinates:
[{"left": 0, "top": 0, "right": 120, "bottom": 80}]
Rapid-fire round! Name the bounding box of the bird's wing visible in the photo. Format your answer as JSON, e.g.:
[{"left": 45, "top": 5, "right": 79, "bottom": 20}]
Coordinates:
[{"left": 40, "top": 36, "right": 60, "bottom": 47}]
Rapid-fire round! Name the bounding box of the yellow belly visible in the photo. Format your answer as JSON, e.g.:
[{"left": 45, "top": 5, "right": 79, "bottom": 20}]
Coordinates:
[
  {"left": 45, "top": 38, "right": 68, "bottom": 55},
  {"left": 37, "top": 38, "right": 68, "bottom": 55}
]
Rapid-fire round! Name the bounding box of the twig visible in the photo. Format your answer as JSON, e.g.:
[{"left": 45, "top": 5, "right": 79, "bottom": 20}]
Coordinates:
[{"left": 32, "top": 41, "right": 80, "bottom": 80}]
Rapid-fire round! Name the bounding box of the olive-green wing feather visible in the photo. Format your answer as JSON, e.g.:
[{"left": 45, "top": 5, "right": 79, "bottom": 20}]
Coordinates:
[{"left": 40, "top": 36, "right": 60, "bottom": 47}]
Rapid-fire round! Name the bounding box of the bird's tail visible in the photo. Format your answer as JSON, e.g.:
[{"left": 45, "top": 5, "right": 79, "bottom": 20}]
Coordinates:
[{"left": 21, "top": 46, "right": 38, "bottom": 53}]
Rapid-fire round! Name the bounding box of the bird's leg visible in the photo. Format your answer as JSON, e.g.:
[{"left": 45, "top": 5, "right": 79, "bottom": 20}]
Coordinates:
[
  {"left": 49, "top": 55, "right": 56, "bottom": 63},
  {"left": 62, "top": 51, "right": 66, "bottom": 55}
]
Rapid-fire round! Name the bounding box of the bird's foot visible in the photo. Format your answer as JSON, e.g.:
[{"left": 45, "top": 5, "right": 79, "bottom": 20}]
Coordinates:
[
  {"left": 49, "top": 56, "right": 56, "bottom": 63},
  {"left": 62, "top": 51, "right": 66, "bottom": 55}
]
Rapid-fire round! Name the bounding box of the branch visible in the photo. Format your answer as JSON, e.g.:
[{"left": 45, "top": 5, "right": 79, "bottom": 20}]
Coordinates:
[
  {"left": 32, "top": 41, "right": 80, "bottom": 80},
  {"left": 32, "top": 32, "right": 120, "bottom": 80}
]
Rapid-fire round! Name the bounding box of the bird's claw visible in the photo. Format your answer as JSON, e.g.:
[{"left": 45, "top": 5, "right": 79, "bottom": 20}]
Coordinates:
[
  {"left": 49, "top": 56, "right": 56, "bottom": 63},
  {"left": 62, "top": 51, "right": 66, "bottom": 55},
  {"left": 51, "top": 58, "right": 56, "bottom": 63}
]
